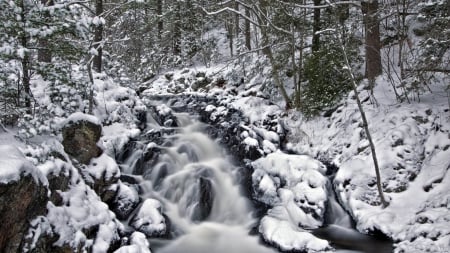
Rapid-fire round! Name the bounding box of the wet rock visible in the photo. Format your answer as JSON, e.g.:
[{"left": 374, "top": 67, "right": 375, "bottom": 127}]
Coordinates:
[
  {"left": 149, "top": 105, "right": 178, "bottom": 128},
  {"left": 192, "top": 177, "right": 214, "bottom": 221},
  {"left": 62, "top": 113, "right": 102, "bottom": 165}
]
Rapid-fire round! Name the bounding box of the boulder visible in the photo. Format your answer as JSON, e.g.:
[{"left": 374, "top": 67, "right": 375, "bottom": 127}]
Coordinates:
[
  {"left": 111, "top": 182, "right": 140, "bottom": 220},
  {"left": 191, "top": 177, "right": 214, "bottom": 222},
  {"left": 130, "top": 199, "right": 167, "bottom": 237},
  {"left": 62, "top": 112, "right": 102, "bottom": 165},
  {"left": 0, "top": 145, "right": 48, "bottom": 253}
]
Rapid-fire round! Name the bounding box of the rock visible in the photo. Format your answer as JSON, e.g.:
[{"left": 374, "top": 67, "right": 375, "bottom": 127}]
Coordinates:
[
  {"left": 62, "top": 113, "right": 103, "bottom": 165},
  {"left": 192, "top": 177, "right": 214, "bottom": 221},
  {"left": 0, "top": 145, "right": 49, "bottom": 253},
  {"left": 47, "top": 166, "right": 71, "bottom": 206},
  {"left": 84, "top": 153, "right": 121, "bottom": 203},
  {"left": 111, "top": 182, "right": 140, "bottom": 220},
  {"left": 0, "top": 175, "right": 48, "bottom": 252},
  {"left": 130, "top": 199, "right": 167, "bottom": 237}
]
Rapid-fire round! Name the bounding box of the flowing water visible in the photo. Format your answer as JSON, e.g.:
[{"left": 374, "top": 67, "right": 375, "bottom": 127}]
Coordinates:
[
  {"left": 132, "top": 112, "right": 276, "bottom": 253},
  {"left": 123, "top": 110, "right": 392, "bottom": 253}
]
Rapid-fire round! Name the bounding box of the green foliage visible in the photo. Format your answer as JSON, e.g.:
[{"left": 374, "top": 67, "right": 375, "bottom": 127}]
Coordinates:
[{"left": 301, "top": 42, "right": 354, "bottom": 117}]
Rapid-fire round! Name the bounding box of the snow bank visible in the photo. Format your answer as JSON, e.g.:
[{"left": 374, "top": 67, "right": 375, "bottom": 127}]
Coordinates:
[
  {"left": 87, "top": 153, "right": 121, "bottom": 181},
  {"left": 259, "top": 216, "right": 329, "bottom": 252},
  {"left": 292, "top": 80, "right": 450, "bottom": 252},
  {"left": 0, "top": 145, "right": 47, "bottom": 185},
  {"left": 252, "top": 151, "right": 329, "bottom": 251}
]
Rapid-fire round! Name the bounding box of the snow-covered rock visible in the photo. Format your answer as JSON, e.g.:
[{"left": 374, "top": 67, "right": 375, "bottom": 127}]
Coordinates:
[
  {"left": 130, "top": 199, "right": 167, "bottom": 237},
  {"left": 114, "top": 232, "right": 152, "bottom": 253},
  {"left": 251, "top": 151, "right": 329, "bottom": 252},
  {"left": 0, "top": 145, "right": 49, "bottom": 253},
  {"left": 62, "top": 113, "right": 103, "bottom": 165},
  {"left": 111, "top": 181, "right": 140, "bottom": 220},
  {"left": 259, "top": 216, "right": 330, "bottom": 252}
]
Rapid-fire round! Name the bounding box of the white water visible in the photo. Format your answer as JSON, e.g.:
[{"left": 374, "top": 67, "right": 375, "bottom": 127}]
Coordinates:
[{"left": 137, "top": 113, "right": 277, "bottom": 253}]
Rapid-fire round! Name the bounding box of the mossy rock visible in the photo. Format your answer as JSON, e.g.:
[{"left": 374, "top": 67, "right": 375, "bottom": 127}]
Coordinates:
[{"left": 62, "top": 120, "right": 102, "bottom": 165}]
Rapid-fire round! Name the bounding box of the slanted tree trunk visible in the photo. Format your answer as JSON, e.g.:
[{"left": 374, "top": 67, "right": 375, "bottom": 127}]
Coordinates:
[
  {"left": 93, "top": 0, "right": 103, "bottom": 73},
  {"left": 336, "top": 26, "right": 389, "bottom": 208},
  {"left": 312, "top": 0, "right": 321, "bottom": 52},
  {"left": 362, "top": 0, "right": 382, "bottom": 82},
  {"left": 258, "top": 0, "right": 291, "bottom": 109}
]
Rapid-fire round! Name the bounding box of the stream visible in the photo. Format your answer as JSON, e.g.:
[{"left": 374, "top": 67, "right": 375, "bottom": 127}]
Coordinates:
[{"left": 120, "top": 106, "right": 392, "bottom": 253}]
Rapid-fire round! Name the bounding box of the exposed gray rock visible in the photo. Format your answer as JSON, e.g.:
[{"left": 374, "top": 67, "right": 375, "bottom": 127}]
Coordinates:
[
  {"left": 62, "top": 115, "right": 102, "bottom": 165},
  {"left": 0, "top": 174, "right": 48, "bottom": 252}
]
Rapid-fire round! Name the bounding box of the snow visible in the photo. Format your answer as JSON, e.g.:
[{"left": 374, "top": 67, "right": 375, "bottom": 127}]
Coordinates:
[
  {"left": 243, "top": 136, "right": 259, "bottom": 147},
  {"left": 62, "top": 112, "right": 101, "bottom": 128},
  {"left": 101, "top": 122, "right": 141, "bottom": 158},
  {"left": 259, "top": 216, "right": 330, "bottom": 252},
  {"left": 88, "top": 153, "right": 121, "bottom": 181},
  {"left": 252, "top": 151, "right": 329, "bottom": 251},
  {"left": 130, "top": 199, "right": 167, "bottom": 237},
  {"left": 114, "top": 232, "right": 151, "bottom": 253},
  {"left": 0, "top": 145, "right": 48, "bottom": 185},
  {"left": 46, "top": 165, "right": 122, "bottom": 251},
  {"left": 291, "top": 78, "right": 450, "bottom": 252}
]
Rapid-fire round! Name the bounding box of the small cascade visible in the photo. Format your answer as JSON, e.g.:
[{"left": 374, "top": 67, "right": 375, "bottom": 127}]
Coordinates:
[
  {"left": 313, "top": 176, "right": 393, "bottom": 253},
  {"left": 124, "top": 111, "right": 276, "bottom": 253}
]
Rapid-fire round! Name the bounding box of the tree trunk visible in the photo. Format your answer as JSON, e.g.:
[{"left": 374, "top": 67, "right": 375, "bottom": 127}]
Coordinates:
[
  {"left": 19, "top": 0, "right": 32, "bottom": 113},
  {"left": 173, "top": 3, "right": 181, "bottom": 56},
  {"left": 312, "top": 0, "right": 321, "bottom": 52},
  {"left": 93, "top": 0, "right": 103, "bottom": 73},
  {"left": 245, "top": 7, "right": 251, "bottom": 50},
  {"left": 337, "top": 28, "right": 389, "bottom": 208},
  {"left": 38, "top": 0, "right": 53, "bottom": 63},
  {"left": 258, "top": 0, "right": 291, "bottom": 109},
  {"left": 157, "top": 0, "right": 163, "bottom": 40},
  {"left": 234, "top": 1, "right": 239, "bottom": 37},
  {"left": 362, "top": 0, "right": 382, "bottom": 81}
]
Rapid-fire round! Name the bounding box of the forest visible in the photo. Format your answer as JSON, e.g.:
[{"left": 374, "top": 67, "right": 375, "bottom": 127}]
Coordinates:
[{"left": 0, "top": 0, "right": 449, "bottom": 253}]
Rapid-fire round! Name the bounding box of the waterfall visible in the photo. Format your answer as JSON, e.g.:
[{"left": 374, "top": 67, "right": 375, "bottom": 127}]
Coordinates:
[
  {"left": 128, "top": 112, "right": 276, "bottom": 253},
  {"left": 121, "top": 108, "right": 392, "bottom": 253}
]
